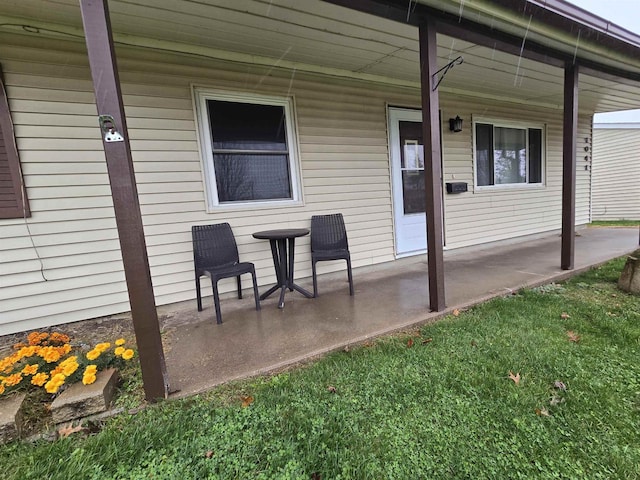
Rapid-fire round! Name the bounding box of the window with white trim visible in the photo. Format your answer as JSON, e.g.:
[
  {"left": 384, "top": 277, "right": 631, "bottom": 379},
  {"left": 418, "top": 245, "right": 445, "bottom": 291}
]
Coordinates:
[
  {"left": 474, "top": 120, "right": 544, "bottom": 188},
  {"left": 195, "top": 90, "right": 301, "bottom": 208}
]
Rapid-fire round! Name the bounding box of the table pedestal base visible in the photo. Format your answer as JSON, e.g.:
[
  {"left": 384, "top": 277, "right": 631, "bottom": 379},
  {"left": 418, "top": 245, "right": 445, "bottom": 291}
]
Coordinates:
[{"left": 260, "top": 237, "right": 313, "bottom": 308}]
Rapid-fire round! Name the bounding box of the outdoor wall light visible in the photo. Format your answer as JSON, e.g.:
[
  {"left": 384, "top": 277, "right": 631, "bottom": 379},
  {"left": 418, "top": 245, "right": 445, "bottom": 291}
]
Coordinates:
[{"left": 449, "top": 115, "right": 463, "bottom": 132}]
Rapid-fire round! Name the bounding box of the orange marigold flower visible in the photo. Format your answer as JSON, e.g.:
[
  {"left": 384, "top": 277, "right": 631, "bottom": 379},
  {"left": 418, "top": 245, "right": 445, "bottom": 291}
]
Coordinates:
[
  {"left": 19, "top": 345, "right": 39, "bottom": 358},
  {"left": 45, "top": 380, "right": 61, "bottom": 394},
  {"left": 44, "top": 373, "right": 66, "bottom": 393},
  {"left": 21, "top": 364, "right": 39, "bottom": 376},
  {"left": 31, "top": 372, "right": 49, "bottom": 386},
  {"left": 86, "top": 349, "right": 100, "bottom": 361},
  {"left": 84, "top": 364, "right": 98, "bottom": 375},
  {"left": 114, "top": 346, "right": 125, "bottom": 357},
  {"left": 82, "top": 374, "right": 97, "bottom": 385},
  {"left": 42, "top": 349, "right": 62, "bottom": 363},
  {"left": 59, "top": 355, "right": 77, "bottom": 365},
  {"left": 3, "top": 373, "right": 23, "bottom": 387},
  {"left": 122, "top": 349, "right": 135, "bottom": 361},
  {"left": 95, "top": 342, "right": 111, "bottom": 353},
  {"left": 27, "top": 332, "right": 41, "bottom": 345},
  {"left": 49, "top": 333, "right": 70, "bottom": 345},
  {"left": 28, "top": 332, "right": 50, "bottom": 346},
  {"left": 62, "top": 362, "right": 79, "bottom": 376},
  {"left": 47, "top": 353, "right": 61, "bottom": 363},
  {"left": 58, "top": 344, "right": 72, "bottom": 355},
  {"left": 115, "top": 338, "right": 126, "bottom": 346},
  {"left": 0, "top": 357, "right": 17, "bottom": 373},
  {"left": 0, "top": 384, "right": 4, "bottom": 395}
]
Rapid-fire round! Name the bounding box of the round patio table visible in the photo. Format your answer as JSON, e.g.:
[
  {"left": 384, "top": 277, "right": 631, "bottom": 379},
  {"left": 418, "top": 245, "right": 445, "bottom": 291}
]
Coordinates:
[{"left": 252, "top": 228, "right": 314, "bottom": 308}]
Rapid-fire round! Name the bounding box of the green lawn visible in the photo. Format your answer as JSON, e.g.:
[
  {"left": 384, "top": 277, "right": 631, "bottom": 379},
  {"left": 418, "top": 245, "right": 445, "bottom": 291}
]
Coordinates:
[
  {"left": 2, "top": 257, "right": 640, "bottom": 479},
  {"left": 590, "top": 220, "right": 640, "bottom": 227}
]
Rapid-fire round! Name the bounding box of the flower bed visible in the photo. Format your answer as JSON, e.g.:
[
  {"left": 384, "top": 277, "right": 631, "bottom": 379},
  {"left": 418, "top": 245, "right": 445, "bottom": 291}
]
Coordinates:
[{"left": 0, "top": 331, "right": 135, "bottom": 399}]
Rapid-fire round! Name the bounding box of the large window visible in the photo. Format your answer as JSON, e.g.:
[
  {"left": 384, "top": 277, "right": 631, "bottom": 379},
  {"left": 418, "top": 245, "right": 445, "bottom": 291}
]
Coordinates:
[
  {"left": 195, "top": 90, "right": 301, "bottom": 208},
  {"left": 474, "top": 120, "right": 544, "bottom": 188}
]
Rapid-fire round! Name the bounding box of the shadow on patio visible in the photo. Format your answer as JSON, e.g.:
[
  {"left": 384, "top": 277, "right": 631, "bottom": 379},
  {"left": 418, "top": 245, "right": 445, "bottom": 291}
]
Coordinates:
[{"left": 159, "top": 227, "right": 639, "bottom": 397}]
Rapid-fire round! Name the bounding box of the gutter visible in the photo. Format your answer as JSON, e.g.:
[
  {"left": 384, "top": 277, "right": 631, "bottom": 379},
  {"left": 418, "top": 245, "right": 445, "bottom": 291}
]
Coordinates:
[
  {"left": 489, "top": 0, "right": 640, "bottom": 57},
  {"left": 529, "top": 0, "right": 640, "bottom": 46}
]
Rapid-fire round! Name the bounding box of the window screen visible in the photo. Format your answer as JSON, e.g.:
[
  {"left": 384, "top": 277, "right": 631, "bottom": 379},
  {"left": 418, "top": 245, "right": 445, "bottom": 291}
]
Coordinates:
[{"left": 208, "top": 100, "right": 292, "bottom": 203}]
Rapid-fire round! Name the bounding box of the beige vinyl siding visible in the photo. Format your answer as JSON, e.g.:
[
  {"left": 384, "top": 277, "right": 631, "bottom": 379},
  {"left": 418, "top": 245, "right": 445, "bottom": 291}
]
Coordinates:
[
  {"left": 440, "top": 100, "right": 591, "bottom": 249},
  {"left": 0, "top": 33, "right": 592, "bottom": 334},
  {"left": 591, "top": 127, "right": 640, "bottom": 220},
  {"left": 0, "top": 34, "right": 405, "bottom": 334}
]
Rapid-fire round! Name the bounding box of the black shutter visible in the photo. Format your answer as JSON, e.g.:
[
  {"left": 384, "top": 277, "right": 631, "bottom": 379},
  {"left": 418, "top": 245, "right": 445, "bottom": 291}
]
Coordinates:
[{"left": 0, "top": 63, "right": 29, "bottom": 219}]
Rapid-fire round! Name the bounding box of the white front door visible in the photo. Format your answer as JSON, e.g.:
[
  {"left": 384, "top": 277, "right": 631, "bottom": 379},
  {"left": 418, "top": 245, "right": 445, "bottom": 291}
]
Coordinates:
[{"left": 389, "top": 107, "right": 442, "bottom": 256}]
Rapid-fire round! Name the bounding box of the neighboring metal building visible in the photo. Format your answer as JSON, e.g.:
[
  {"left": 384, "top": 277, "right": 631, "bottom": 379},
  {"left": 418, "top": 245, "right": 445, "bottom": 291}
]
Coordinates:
[{"left": 592, "top": 122, "right": 640, "bottom": 221}]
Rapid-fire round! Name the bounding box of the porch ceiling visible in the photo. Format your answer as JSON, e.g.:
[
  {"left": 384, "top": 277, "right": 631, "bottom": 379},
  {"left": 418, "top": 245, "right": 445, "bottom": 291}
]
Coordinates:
[{"left": 0, "top": 0, "right": 639, "bottom": 112}]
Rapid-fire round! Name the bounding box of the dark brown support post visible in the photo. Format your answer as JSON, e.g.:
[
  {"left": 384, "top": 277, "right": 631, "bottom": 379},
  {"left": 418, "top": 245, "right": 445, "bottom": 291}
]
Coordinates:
[
  {"left": 561, "top": 63, "right": 579, "bottom": 270},
  {"left": 79, "top": 0, "right": 169, "bottom": 401},
  {"left": 419, "top": 21, "right": 446, "bottom": 311}
]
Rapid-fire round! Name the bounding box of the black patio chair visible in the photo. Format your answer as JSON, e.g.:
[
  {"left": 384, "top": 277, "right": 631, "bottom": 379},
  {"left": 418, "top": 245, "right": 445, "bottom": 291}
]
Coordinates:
[
  {"left": 310, "top": 213, "right": 354, "bottom": 297},
  {"left": 192, "top": 223, "right": 260, "bottom": 324}
]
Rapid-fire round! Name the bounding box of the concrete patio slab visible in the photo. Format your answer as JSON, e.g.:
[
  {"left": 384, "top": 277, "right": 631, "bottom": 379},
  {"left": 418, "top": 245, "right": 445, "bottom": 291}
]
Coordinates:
[{"left": 160, "top": 226, "right": 639, "bottom": 397}]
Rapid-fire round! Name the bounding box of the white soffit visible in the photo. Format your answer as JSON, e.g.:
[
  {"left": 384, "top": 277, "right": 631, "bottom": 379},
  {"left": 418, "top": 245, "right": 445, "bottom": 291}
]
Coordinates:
[{"left": 0, "top": 0, "right": 637, "bottom": 112}]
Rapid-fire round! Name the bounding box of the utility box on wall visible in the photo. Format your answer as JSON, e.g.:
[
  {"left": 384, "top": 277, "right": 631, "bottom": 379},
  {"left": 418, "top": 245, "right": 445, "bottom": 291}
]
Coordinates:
[{"left": 446, "top": 182, "right": 468, "bottom": 194}]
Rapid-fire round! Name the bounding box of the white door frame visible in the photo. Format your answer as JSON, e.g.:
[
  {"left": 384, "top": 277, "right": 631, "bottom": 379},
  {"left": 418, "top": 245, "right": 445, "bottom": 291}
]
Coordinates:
[{"left": 388, "top": 107, "right": 445, "bottom": 258}]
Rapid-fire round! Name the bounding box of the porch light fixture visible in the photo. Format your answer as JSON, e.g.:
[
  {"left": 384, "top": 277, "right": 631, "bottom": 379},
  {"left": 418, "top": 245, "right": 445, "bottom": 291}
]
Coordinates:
[{"left": 449, "top": 116, "right": 463, "bottom": 132}]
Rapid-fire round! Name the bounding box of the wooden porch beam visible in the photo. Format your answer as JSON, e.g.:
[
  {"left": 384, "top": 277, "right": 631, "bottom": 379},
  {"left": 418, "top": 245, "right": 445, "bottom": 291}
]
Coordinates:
[
  {"left": 561, "top": 63, "right": 578, "bottom": 270},
  {"left": 79, "top": 0, "right": 169, "bottom": 401},
  {"left": 419, "top": 20, "right": 446, "bottom": 312}
]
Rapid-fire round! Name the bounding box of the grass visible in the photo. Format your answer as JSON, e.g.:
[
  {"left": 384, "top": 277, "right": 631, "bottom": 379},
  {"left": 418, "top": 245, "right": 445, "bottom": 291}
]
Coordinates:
[
  {"left": 2, "top": 257, "right": 640, "bottom": 479},
  {"left": 590, "top": 220, "right": 640, "bottom": 227}
]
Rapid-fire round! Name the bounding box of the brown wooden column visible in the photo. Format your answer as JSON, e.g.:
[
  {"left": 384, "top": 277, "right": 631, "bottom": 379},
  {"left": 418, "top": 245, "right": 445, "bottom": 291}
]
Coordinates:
[
  {"left": 561, "top": 63, "right": 578, "bottom": 270},
  {"left": 79, "top": 0, "right": 169, "bottom": 401},
  {"left": 418, "top": 20, "right": 446, "bottom": 311}
]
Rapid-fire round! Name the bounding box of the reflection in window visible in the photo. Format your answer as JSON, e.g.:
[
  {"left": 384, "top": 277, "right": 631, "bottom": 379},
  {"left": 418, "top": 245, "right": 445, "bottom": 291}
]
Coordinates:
[
  {"left": 402, "top": 171, "right": 426, "bottom": 214},
  {"left": 401, "top": 138, "right": 425, "bottom": 214},
  {"left": 475, "top": 122, "right": 544, "bottom": 187},
  {"left": 494, "top": 127, "right": 526, "bottom": 185},
  {"left": 208, "top": 100, "right": 292, "bottom": 203}
]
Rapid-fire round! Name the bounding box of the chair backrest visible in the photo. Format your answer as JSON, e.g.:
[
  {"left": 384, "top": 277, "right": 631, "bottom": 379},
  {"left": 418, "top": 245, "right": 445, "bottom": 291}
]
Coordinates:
[
  {"left": 192, "top": 223, "right": 240, "bottom": 269},
  {"left": 311, "top": 213, "right": 349, "bottom": 252}
]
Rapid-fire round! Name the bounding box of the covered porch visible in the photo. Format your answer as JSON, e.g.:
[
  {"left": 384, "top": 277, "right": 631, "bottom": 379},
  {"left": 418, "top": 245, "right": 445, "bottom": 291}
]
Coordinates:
[
  {"left": 70, "top": 0, "right": 640, "bottom": 400},
  {"left": 159, "top": 226, "right": 639, "bottom": 396},
  {"left": 3, "top": 0, "right": 640, "bottom": 401}
]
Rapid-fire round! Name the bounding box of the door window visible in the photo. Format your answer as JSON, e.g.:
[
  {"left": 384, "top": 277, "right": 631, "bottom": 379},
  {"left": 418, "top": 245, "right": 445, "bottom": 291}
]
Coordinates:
[{"left": 399, "top": 121, "right": 425, "bottom": 214}]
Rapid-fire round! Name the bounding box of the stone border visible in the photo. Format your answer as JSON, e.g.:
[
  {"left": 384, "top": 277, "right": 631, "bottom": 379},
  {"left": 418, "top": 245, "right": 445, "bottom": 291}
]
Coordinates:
[
  {"left": 0, "top": 393, "right": 26, "bottom": 444},
  {"left": 51, "top": 369, "right": 119, "bottom": 424}
]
